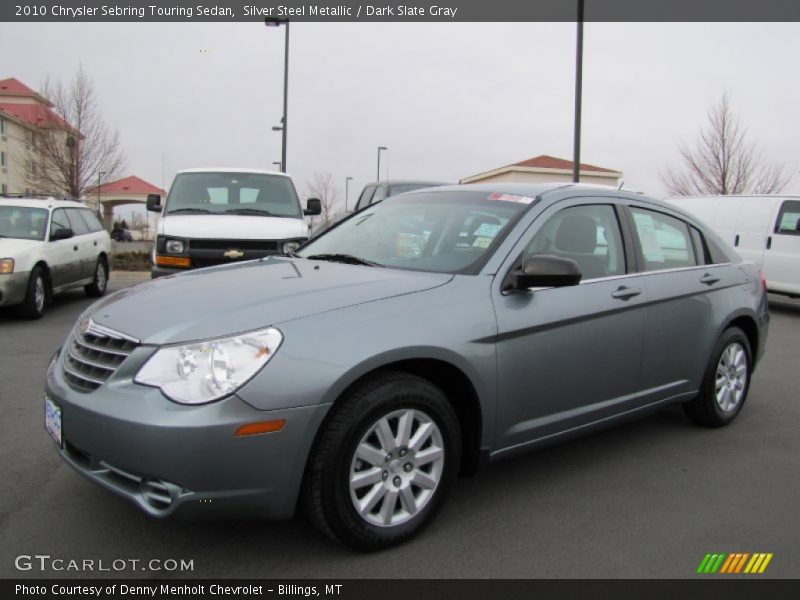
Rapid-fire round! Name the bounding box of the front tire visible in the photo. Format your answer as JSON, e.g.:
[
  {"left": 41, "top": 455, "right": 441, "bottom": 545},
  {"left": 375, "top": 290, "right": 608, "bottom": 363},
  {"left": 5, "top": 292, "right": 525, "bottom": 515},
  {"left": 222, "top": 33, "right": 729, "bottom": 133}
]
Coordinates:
[
  {"left": 19, "top": 265, "right": 47, "bottom": 319},
  {"left": 683, "top": 327, "right": 752, "bottom": 427},
  {"left": 84, "top": 257, "right": 108, "bottom": 298},
  {"left": 302, "top": 372, "right": 461, "bottom": 551}
]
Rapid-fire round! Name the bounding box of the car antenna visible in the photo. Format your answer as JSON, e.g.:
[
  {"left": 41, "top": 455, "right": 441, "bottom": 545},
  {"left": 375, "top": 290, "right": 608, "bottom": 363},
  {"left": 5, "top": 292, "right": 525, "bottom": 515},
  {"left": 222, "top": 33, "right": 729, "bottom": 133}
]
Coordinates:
[{"left": 618, "top": 181, "right": 624, "bottom": 190}]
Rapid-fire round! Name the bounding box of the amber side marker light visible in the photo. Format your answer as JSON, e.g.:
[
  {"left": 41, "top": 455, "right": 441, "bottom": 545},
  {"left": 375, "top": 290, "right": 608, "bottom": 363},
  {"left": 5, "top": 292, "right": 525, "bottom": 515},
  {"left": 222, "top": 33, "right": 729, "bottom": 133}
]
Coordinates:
[
  {"left": 235, "top": 420, "right": 286, "bottom": 437},
  {"left": 155, "top": 255, "right": 191, "bottom": 268}
]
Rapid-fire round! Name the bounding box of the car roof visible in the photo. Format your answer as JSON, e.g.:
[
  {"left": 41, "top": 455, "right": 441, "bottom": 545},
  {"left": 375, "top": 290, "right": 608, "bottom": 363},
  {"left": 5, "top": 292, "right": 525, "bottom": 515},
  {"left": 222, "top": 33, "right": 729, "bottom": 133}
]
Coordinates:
[
  {"left": 363, "top": 180, "right": 451, "bottom": 187},
  {"left": 0, "top": 197, "right": 86, "bottom": 210},
  {"left": 176, "top": 167, "right": 290, "bottom": 178}
]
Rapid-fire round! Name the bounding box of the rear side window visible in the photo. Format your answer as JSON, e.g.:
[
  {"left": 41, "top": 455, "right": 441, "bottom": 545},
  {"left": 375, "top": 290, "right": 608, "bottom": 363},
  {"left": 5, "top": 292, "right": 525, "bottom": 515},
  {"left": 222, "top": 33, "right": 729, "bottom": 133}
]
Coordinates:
[
  {"left": 775, "top": 200, "right": 800, "bottom": 235},
  {"left": 65, "top": 208, "right": 91, "bottom": 235},
  {"left": 630, "top": 207, "right": 696, "bottom": 271},
  {"left": 80, "top": 209, "right": 104, "bottom": 232}
]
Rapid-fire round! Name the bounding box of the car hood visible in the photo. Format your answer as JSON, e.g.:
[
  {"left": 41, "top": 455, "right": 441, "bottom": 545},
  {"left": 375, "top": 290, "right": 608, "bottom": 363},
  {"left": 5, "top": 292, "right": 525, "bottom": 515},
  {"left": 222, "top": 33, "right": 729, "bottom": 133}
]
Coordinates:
[
  {"left": 159, "top": 214, "right": 306, "bottom": 239},
  {"left": 0, "top": 237, "right": 42, "bottom": 256},
  {"left": 87, "top": 258, "right": 452, "bottom": 345}
]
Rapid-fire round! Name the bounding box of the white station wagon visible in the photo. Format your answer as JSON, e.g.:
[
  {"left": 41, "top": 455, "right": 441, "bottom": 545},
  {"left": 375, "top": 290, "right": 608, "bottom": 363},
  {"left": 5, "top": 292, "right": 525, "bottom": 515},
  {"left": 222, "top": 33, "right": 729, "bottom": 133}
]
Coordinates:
[{"left": 0, "top": 197, "right": 111, "bottom": 318}]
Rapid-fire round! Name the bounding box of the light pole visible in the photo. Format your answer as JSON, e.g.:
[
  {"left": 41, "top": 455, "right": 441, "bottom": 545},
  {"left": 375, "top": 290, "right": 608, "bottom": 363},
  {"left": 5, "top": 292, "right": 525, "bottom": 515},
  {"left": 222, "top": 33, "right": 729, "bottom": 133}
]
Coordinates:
[
  {"left": 97, "top": 171, "right": 106, "bottom": 225},
  {"left": 572, "top": 0, "right": 584, "bottom": 183},
  {"left": 377, "top": 146, "right": 387, "bottom": 181},
  {"left": 265, "top": 18, "right": 290, "bottom": 173},
  {"left": 345, "top": 176, "right": 353, "bottom": 211}
]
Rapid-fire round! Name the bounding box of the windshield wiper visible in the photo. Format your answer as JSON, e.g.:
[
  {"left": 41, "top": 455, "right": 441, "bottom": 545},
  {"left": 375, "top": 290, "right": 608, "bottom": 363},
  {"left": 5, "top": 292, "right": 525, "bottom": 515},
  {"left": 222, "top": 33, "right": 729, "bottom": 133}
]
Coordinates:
[
  {"left": 304, "top": 253, "right": 383, "bottom": 267},
  {"left": 167, "top": 208, "right": 213, "bottom": 214},
  {"left": 224, "top": 208, "right": 273, "bottom": 216}
]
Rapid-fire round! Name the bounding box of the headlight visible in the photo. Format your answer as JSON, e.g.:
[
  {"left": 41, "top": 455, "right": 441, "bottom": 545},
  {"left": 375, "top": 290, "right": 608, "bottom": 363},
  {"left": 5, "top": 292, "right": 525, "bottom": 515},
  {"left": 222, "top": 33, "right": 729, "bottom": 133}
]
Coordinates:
[
  {"left": 0, "top": 258, "right": 13, "bottom": 274},
  {"left": 282, "top": 240, "right": 304, "bottom": 255},
  {"left": 165, "top": 239, "right": 185, "bottom": 254},
  {"left": 134, "top": 327, "right": 283, "bottom": 404}
]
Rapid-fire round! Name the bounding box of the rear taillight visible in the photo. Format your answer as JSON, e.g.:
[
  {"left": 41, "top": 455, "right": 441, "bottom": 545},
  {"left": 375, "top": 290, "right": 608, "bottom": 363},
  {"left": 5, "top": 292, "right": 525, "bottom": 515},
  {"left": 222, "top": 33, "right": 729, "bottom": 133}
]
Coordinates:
[{"left": 758, "top": 270, "right": 768, "bottom": 291}]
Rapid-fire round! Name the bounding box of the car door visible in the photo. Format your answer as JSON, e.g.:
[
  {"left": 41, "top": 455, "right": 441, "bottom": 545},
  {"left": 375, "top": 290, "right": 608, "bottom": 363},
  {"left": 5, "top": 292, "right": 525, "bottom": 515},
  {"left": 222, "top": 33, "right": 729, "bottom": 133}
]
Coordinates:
[
  {"left": 623, "top": 204, "right": 744, "bottom": 401},
  {"left": 45, "top": 208, "right": 81, "bottom": 287},
  {"left": 64, "top": 208, "right": 94, "bottom": 279},
  {"left": 492, "top": 199, "right": 648, "bottom": 451},
  {"left": 763, "top": 199, "right": 800, "bottom": 295}
]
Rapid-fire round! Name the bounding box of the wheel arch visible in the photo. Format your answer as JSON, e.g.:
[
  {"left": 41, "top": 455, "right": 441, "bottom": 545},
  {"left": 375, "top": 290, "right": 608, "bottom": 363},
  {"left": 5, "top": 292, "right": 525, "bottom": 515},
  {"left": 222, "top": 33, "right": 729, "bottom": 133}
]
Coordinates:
[
  {"left": 309, "top": 355, "right": 485, "bottom": 481},
  {"left": 721, "top": 311, "right": 760, "bottom": 365}
]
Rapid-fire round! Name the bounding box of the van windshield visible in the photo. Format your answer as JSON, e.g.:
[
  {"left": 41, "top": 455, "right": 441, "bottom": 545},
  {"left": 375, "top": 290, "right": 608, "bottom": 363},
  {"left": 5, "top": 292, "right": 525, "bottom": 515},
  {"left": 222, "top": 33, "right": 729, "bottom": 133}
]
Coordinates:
[{"left": 165, "top": 172, "right": 302, "bottom": 218}]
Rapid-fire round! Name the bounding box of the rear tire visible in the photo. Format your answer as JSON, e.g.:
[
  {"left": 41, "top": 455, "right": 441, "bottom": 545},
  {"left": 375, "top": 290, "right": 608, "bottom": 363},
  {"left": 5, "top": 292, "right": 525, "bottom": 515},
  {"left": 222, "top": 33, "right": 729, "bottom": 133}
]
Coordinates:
[
  {"left": 18, "top": 265, "right": 47, "bottom": 319},
  {"left": 302, "top": 371, "right": 461, "bottom": 551},
  {"left": 683, "top": 327, "right": 752, "bottom": 427},
  {"left": 84, "top": 257, "right": 108, "bottom": 298}
]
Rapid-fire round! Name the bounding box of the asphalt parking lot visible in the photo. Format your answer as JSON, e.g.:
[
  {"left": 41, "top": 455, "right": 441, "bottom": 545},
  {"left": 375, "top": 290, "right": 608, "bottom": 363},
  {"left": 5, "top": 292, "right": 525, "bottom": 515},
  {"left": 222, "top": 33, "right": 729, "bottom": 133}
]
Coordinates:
[{"left": 1, "top": 275, "right": 798, "bottom": 579}]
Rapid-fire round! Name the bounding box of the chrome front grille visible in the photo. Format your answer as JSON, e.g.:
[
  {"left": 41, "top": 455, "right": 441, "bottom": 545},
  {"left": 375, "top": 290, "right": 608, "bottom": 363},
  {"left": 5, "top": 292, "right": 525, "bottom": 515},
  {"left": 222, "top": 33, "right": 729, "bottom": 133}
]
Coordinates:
[{"left": 62, "top": 318, "right": 139, "bottom": 392}]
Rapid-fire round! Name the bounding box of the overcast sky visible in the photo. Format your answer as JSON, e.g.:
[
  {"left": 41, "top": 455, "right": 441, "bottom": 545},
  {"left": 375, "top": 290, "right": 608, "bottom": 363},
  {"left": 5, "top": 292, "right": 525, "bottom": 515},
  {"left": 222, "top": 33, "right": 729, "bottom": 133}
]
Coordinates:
[{"left": 1, "top": 22, "right": 798, "bottom": 212}]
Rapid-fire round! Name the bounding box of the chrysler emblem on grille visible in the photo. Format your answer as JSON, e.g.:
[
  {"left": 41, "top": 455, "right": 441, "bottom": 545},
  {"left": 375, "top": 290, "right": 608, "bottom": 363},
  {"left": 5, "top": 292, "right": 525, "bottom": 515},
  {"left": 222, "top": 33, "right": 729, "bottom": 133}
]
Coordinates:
[{"left": 223, "top": 249, "right": 244, "bottom": 259}]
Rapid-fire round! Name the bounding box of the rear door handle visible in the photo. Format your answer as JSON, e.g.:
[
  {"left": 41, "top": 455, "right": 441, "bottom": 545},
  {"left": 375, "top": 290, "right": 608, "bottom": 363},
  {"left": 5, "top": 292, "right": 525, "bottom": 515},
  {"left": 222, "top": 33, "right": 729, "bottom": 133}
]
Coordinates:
[
  {"left": 611, "top": 286, "right": 642, "bottom": 300},
  {"left": 93, "top": 240, "right": 98, "bottom": 246},
  {"left": 73, "top": 245, "right": 78, "bottom": 251},
  {"left": 699, "top": 273, "right": 721, "bottom": 285},
  {"left": 766, "top": 236, "right": 772, "bottom": 250},
  {"left": 734, "top": 234, "right": 740, "bottom": 247}
]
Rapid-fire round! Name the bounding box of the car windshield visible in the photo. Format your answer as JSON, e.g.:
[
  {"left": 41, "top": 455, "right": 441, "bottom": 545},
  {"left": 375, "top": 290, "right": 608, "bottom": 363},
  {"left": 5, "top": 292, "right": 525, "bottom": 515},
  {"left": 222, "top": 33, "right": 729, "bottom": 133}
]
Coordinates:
[
  {"left": 165, "top": 172, "right": 302, "bottom": 218},
  {"left": 298, "top": 191, "right": 531, "bottom": 274},
  {"left": 0, "top": 206, "right": 49, "bottom": 241}
]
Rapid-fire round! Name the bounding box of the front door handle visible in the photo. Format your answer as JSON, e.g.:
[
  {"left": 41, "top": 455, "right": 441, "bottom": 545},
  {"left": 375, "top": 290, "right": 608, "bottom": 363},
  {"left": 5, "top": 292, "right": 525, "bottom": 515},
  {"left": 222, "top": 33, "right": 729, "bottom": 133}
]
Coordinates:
[
  {"left": 611, "top": 286, "right": 642, "bottom": 300},
  {"left": 73, "top": 245, "right": 78, "bottom": 251},
  {"left": 700, "top": 273, "right": 721, "bottom": 286}
]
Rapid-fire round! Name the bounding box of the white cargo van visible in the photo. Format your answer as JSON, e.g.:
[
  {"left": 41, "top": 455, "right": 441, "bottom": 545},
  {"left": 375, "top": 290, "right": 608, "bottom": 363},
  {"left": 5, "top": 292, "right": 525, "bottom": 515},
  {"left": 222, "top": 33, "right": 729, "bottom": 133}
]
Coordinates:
[
  {"left": 665, "top": 195, "right": 800, "bottom": 297},
  {"left": 147, "top": 168, "right": 321, "bottom": 278}
]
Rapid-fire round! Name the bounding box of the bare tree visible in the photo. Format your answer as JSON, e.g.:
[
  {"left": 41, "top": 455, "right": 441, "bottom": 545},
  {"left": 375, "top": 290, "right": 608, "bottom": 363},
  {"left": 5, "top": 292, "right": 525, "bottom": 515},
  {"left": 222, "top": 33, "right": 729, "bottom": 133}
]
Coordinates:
[
  {"left": 661, "top": 93, "right": 791, "bottom": 196},
  {"left": 306, "top": 172, "right": 341, "bottom": 232},
  {"left": 28, "top": 65, "right": 126, "bottom": 198}
]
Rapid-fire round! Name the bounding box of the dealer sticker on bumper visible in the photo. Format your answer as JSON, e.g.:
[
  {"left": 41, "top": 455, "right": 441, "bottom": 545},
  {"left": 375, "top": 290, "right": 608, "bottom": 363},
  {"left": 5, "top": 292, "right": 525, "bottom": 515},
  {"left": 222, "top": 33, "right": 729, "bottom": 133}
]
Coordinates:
[{"left": 45, "top": 395, "right": 62, "bottom": 447}]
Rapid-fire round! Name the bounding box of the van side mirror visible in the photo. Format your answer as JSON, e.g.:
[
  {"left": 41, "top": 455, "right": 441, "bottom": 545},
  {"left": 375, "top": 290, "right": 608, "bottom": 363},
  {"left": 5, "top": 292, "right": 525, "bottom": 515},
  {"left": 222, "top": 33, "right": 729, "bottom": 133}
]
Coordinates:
[
  {"left": 304, "top": 198, "right": 322, "bottom": 216},
  {"left": 146, "top": 194, "right": 162, "bottom": 212},
  {"left": 50, "top": 227, "right": 74, "bottom": 242},
  {"left": 508, "top": 254, "right": 582, "bottom": 291}
]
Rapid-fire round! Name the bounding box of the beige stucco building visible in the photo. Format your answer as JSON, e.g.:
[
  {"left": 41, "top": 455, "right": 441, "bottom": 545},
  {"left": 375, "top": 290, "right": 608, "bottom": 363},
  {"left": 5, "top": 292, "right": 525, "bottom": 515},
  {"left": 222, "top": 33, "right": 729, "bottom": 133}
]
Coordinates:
[
  {"left": 0, "top": 77, "right": 76, "bottom": 197},
  {"left": 461, "top": 155, "right": 622, "bottom": 187}
]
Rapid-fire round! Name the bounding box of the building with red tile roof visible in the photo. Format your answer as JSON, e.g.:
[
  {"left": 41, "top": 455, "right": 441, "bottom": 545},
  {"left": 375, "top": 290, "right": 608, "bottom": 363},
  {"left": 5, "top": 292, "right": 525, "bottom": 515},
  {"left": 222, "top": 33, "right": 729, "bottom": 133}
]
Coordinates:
[{"left": 461, "top": 154, "right": 622, "bottom": 187}]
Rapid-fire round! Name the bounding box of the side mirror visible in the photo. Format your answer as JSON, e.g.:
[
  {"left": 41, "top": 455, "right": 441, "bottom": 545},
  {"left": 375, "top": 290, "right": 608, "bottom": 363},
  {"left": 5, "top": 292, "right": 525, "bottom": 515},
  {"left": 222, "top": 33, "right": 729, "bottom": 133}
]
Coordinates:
[
  {"left": 146, "top": 194, "right": 162, "bottom": 212},
  {"left": 508, "top": 254, "right": 582, "bottom": 291},
  {"left": 304, "top": 198, "right": 322, "bottom": 216},
  {"left": 50, "top": 228, "right": 74, "bottom": 242}
]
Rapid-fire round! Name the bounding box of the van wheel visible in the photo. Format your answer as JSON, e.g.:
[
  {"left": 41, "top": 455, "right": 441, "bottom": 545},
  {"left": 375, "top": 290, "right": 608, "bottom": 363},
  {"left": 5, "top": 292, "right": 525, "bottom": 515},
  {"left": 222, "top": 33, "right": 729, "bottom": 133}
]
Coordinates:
[
  {"left": 302, "top": 372, "right": 460, "bottom": 551},
  {"left": 19, "top": 265, "right": 47, "bottom": 319},
  {"left": 84, "top": 257, "right": 108, "bottom": 297},
  {"left": 683, "top": 327, "right": 752, "bottom": 427}
]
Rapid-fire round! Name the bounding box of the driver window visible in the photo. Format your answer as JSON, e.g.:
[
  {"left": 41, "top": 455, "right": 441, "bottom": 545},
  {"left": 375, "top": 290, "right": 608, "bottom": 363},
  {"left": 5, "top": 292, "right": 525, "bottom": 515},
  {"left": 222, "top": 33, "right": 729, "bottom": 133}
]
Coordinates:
[
  {"left": 524, "top": 204, "right": 625, "bottom": 280},
  {"left": 49, "top": 209, "right": 71, "bottom": 239}
]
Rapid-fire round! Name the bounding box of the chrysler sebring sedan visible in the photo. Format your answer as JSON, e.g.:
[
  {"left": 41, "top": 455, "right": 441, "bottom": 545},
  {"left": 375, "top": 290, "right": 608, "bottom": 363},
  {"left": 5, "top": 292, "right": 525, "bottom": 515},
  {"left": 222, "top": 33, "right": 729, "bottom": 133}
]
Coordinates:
[{"left": 45, "top": 184, "right": 768, "bottom": 550}]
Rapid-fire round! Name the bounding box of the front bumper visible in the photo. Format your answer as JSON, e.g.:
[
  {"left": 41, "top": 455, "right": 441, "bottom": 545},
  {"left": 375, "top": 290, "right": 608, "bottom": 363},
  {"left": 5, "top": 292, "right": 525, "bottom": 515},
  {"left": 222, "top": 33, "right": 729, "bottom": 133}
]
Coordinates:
[
  {"left": 45, "top": 349, "right": 330, "bottom": 520},
  {"left": 0, "top": 271, "right": 29, "bottom": 307}
]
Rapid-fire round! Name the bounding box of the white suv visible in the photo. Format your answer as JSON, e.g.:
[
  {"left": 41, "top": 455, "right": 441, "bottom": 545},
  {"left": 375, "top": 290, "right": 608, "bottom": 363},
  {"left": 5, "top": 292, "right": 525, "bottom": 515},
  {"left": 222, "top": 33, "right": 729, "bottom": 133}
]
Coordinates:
[{"left": 0, "top": 197, "right": 111, "bottom": 318}]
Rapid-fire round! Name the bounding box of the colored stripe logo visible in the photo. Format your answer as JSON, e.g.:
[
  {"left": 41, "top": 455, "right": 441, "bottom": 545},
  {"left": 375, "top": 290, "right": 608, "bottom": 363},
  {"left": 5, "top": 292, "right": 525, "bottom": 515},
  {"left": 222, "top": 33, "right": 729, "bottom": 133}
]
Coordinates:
[{"left": 697, "top": 553, "right": 773, "bottom": 574}]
